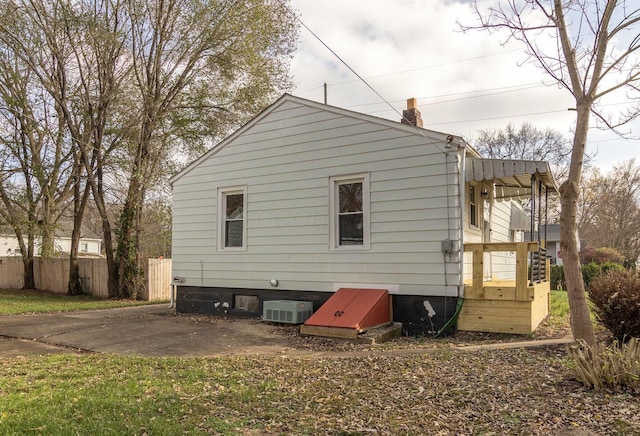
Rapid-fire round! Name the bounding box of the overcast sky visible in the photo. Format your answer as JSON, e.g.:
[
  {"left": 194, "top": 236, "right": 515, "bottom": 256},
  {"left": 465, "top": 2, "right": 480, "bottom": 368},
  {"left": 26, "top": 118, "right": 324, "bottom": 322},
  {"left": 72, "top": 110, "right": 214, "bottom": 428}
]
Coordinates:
[{"left": 288, "top": 0, "right": 639, "bottom": 172}]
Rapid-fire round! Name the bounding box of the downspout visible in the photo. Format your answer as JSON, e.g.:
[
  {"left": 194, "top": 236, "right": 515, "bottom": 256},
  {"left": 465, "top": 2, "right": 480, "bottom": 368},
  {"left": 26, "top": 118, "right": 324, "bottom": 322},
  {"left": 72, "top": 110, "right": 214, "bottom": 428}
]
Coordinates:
[
  {"left": 168, "top": 283, "right": 176, "bottom": 308},
  {"left": 458, "top": 142, "right": 466, "bottom": 299},
  {"left": 436, "top": 141, "right": 466, "bottom": 337}
]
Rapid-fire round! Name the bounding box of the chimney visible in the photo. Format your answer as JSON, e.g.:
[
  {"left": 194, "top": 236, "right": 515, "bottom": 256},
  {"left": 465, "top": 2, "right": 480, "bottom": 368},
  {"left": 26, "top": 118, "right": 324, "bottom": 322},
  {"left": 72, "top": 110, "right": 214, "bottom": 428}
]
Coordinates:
[{"left": 401, "top": 97, "right": 423, "bottom": 128}]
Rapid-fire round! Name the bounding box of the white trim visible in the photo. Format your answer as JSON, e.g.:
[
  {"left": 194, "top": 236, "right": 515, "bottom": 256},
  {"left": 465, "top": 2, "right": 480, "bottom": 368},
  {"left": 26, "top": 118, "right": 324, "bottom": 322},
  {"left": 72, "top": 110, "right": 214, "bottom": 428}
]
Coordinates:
[
  {"left": 329, "top": 173, "right": 370, "bottom": 250},
  {"left": 333, "top": 282, "right": 400, "bottom": 294},
  {"left": 217, "top": 186, "right": 248, "bottom": 251}
]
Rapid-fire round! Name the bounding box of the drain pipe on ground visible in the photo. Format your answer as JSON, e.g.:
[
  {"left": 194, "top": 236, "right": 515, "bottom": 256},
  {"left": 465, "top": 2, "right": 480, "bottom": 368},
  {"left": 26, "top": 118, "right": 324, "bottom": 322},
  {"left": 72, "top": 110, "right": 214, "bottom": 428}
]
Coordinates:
[{"left": 436, "top": 140, "right": 466, "bottom": 337}]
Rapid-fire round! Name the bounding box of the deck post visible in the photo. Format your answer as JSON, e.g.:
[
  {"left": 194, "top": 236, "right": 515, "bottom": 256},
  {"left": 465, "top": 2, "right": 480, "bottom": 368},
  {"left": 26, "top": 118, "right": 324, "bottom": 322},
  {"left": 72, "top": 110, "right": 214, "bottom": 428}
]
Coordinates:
[
  {"left": 472, "top": 246, "right": 484, "bottom": 299},
  {"left": 515, "top": 242, "right": 529, "bottom": 301}
]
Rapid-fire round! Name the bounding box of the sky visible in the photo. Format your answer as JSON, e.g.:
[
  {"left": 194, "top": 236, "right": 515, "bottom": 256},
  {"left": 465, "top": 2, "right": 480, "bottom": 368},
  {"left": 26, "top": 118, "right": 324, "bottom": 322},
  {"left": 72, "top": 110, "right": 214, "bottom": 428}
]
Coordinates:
[{"left": 287, "top": 0, "right": 639, "bottom": 173}]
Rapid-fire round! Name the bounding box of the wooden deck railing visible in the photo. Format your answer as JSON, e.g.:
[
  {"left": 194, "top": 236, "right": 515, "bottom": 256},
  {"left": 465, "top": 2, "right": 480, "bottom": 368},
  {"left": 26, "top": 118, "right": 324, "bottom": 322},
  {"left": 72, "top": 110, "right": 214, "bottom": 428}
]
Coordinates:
[{"left": 464, "top": 242, "right": 550, "bottom": 301}]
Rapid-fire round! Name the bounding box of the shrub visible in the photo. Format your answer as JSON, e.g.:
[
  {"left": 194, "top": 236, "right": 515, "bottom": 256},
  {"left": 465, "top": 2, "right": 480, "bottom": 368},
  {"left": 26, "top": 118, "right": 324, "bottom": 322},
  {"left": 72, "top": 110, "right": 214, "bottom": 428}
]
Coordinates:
[
  {"left": 551, "top": 262, "right": 623, "bottom": 292},
  {"left": 600, "top": 261, "right": 624, "bottom": 275},
  {"left": 582, "top": 262, "right": 602, "bottom": 289},
  {"left": 569, "top": 338, "right": 640, "bottom": 392},
  {"left": 588, "top": 269, "right": 640, "bottom": 341},
  {"left": 580, "top": 246, "right": 625, "bottom": 264},
  {"left": 579, "top": 246, "right": 596, "bottom": 263},
  {"left": 550, "top": 264, "right": 565, "bottom": 291}
]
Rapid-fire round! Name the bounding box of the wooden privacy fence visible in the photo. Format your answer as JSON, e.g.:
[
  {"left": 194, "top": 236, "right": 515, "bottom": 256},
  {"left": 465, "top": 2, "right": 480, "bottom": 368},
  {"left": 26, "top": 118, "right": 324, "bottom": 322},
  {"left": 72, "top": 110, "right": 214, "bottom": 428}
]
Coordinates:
[
  {"left": 0, "top": 257, "right": 172, "bottom": 301},
  {"left": 140, "top": 258, "right": 173, "bottom": 301}
]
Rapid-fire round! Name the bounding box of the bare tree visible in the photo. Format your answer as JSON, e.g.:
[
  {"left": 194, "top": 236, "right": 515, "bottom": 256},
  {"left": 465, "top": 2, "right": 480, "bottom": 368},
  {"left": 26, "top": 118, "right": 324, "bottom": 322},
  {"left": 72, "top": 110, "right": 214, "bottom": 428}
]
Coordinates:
[
  {"left": 0, "top": 16, "right": 75, "bottom": 288},
  {"left": 579, "top": 159, "right": 640, "bottom": 266},
  {"left": 1, "top": 0, "right": 298, "bottom": 299},
  {"left": 465, "top": 0, "right": 640, "bottom": 344},
  {"left": 114, "top": 0, "right": 299, "bottom": 298},
  {"left": 0, "top": 0, "right": 132, "bottom": 295},
  {"left": 475, "top": 122, "right": 571, "bottom": 220},
  {"left": 475, "top": 122, "right": 572, "bottom": 181}
]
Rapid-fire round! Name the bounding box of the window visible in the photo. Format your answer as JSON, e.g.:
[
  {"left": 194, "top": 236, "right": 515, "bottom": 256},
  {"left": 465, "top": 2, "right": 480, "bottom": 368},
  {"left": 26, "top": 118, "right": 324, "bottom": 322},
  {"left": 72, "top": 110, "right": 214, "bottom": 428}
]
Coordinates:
[
  {"left": 81, "top": 243, "right": 89, "bottom": 253},
  {"left": 330, "top": 174, "right": 370, "bottom": 249},
  {"left": 469, "top": 184, "right": 478, "bottom": 227},
  {"left": 218, "top": 186, "right": 247, "bottom": 250}
]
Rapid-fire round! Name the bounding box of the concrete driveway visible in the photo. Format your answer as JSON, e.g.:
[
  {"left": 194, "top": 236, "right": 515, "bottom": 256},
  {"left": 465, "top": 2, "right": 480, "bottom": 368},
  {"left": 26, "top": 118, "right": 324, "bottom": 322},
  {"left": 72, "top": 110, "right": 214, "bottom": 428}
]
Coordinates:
[{"left": 0, "top": 304, "right": 294, "bottom": 358}]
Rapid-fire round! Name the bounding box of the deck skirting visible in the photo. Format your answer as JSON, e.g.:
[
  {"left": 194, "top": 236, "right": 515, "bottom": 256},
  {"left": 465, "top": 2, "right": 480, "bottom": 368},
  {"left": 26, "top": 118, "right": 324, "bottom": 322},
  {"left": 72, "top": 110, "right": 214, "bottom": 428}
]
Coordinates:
[{"left": 457, "top": 281, "right": 550, "bottom": 334}]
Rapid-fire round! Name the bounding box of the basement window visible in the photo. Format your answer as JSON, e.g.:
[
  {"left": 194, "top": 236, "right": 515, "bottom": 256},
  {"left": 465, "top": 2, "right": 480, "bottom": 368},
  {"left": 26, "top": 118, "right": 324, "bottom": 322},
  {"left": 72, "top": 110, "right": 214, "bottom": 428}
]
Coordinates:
[{"left": 234, "top": 295, "right": 259, "bottom": 312}]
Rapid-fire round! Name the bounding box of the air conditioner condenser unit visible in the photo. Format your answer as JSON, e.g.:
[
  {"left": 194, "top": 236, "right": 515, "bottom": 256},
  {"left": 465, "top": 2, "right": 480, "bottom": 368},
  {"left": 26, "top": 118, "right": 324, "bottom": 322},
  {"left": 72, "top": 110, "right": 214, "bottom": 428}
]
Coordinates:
[{"left": 263, "top": 300, "right": 313, "bottom": 324}]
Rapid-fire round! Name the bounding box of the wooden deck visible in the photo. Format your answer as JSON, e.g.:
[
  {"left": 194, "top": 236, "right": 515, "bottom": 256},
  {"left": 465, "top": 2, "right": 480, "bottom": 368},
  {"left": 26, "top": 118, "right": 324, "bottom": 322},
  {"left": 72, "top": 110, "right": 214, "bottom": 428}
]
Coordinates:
[{"left": 457, "top": 242, "right": 551, "bottom": 335}]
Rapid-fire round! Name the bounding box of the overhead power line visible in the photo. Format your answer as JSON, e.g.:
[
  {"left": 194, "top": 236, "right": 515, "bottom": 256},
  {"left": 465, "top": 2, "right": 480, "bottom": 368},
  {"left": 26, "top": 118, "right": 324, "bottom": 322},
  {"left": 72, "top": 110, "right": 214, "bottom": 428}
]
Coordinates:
[
  {"left": 330, "top": 49, "right": 524, "bottom": 86},
  {"left": 294, "top": 17, "right": 408, "bottom": 126}
]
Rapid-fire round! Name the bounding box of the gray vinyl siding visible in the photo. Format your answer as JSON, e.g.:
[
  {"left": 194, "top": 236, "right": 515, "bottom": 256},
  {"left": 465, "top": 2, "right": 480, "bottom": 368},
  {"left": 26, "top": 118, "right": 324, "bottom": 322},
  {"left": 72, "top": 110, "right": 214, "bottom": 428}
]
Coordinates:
[
  {"left": 462, "top": 187, "right": 519, "bottom": 282},
  {"left": 172, "top": 97, "right": 462, "bottom": 297},
  {"left": 488, "top": 200, "right": 518, "bottom": 280},
  {"left": 462, "top": 180, "right": 482, "bottom": 282}
]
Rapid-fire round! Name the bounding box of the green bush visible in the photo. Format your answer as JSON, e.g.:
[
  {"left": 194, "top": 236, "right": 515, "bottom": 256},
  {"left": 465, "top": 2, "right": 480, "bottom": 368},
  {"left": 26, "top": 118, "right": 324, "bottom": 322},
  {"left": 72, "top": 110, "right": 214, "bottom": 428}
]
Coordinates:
[
  {"left": 601, "top": 261, "right": 624, "bottom": 275},
  {"left": 546, "top": 261, "right": 625, "bottom": 292},
  {"left": 550, "top": 264, "right": 565, "bottom": 290},
  {"left": 582, "top": 262, "right": 602, "bottom": 289},
  {"left": 588, "top": 269, "right": 640, "bottom": 342},
  {"left": 569, "top": 338, "right": 640, "bottom": 392}
]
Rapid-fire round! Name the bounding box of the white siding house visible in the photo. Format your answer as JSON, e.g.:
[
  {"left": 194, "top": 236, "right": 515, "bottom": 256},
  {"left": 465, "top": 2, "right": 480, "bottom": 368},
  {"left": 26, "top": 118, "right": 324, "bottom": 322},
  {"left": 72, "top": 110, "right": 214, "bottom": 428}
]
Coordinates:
[
  {"left": 171, "top": 94, "right": 558, "bottom": 335},
  {"left": 1, "top": 233, "right": 102, "bottom": 257}
]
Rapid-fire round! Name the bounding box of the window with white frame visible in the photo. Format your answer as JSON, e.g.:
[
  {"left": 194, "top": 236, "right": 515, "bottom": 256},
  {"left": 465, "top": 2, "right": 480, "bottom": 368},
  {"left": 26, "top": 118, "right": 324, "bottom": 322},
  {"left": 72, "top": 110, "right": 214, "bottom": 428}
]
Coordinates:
[
  {"left": 469, "top": 184, "right": 479, "bottom": 228},
  {"left": 218, "top": 186, "right": 247, "bottom": 250},
  {"left": 330, "top": 174, "right": 370, "bottom": 249}
]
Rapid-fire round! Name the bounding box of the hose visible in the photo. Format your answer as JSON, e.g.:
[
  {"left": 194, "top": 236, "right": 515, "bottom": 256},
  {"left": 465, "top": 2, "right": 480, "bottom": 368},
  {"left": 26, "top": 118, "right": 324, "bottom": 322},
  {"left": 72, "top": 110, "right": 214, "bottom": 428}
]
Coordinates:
[{"left": 435, "top": 297, "right": 464, "bottom": 338}]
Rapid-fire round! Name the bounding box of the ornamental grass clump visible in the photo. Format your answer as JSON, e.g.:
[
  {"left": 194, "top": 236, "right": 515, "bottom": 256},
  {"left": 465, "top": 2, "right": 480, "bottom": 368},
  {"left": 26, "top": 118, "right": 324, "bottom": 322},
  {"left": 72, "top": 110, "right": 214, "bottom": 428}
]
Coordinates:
[
  {"left": 569, "top": 338, "right": 640, "bottom": 392},
  {"left": 588, "top": 269, "right": 640, "bottom": 341}
]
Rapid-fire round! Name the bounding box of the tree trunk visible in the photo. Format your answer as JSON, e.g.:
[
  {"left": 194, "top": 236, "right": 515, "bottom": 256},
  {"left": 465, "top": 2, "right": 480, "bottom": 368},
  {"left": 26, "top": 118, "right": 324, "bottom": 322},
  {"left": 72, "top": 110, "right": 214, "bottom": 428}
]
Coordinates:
[
  {"left": 21, "top": 255, "right": 36, "bottom": 290},
  {"left": 114, "top": 114, "right": 155, "bottom": 300},
  {"left": 19, "top": 197, "right": 38, "bottom": 290},
  {"left": 16, "top": 225, "right": 36, "bottom": 290},
  {"left": 83, "top": 149, "right": 119, "bottom": 297},
  {"left": 559, "top": 102, "right": 596, "bottom": 345},
  {"left": 68, "top": 168, "right": 91, "bottom": 295},
  {"left": 115, "top": 174, "right": 145, "bottom": 299},
  {"left": 39, "top": 190, "right": 57, "bottom": 258}
]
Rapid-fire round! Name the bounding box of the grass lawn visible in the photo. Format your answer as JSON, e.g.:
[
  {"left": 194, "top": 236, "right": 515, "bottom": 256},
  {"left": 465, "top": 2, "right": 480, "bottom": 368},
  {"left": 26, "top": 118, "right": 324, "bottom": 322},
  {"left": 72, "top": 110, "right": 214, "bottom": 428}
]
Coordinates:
[
  {"left": 0, "top": 288, "right": 159, "bottom": 315},
  {"left": 2, "top": 288, "right": 637, "bottom": 435},
  {"left": 1, "top": 347, "right": 638, "bottom": 434}
]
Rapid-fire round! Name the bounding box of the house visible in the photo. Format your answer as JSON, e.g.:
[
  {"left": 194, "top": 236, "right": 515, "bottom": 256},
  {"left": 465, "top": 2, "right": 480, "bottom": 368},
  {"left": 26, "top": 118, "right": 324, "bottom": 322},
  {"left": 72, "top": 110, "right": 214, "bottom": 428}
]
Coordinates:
[
  {"left": 0, "top": 223, "right": 102, "bottom": 257},
  {"left": 524, "top": 224, "right": 580, "bottom": 266},
  {"left": 170, "top": 94, "right": 558, "bottom": 335}
]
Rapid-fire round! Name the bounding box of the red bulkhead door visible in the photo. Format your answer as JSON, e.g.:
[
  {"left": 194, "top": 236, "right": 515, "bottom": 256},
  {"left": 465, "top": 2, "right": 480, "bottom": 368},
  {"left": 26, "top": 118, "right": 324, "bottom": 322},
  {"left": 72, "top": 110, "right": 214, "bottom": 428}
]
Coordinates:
[{"left": 303, "top": 288, "right": 390, "bottom": 331}]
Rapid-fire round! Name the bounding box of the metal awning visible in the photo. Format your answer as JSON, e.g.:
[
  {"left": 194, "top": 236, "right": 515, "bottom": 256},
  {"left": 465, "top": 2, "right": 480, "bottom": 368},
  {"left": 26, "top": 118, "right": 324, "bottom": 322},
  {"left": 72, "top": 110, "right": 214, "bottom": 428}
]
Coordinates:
[{"left": 466, "top": 158, "right": 559, "bottom": 200}]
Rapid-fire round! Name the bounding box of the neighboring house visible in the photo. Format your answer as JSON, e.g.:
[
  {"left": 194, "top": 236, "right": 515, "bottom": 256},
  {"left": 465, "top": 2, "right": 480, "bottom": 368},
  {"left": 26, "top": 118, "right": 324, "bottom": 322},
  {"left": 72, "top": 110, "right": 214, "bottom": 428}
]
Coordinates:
[
  {"left": 524, "top": 224, "right": 579, "bottom": 266},
  {"left": 170, "top": 94, "right": 558, "bottom": 335},
  {"left": 0, "top": 223, "right": 102, "bottom": 257}
]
